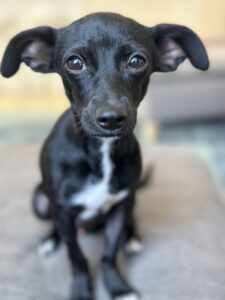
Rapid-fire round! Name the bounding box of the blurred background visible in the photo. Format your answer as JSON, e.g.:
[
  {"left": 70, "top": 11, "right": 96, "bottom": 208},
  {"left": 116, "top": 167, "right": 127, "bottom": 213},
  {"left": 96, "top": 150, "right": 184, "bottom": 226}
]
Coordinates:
[{"left": 0, "top": 0, "right": 225, "bottom": 190}]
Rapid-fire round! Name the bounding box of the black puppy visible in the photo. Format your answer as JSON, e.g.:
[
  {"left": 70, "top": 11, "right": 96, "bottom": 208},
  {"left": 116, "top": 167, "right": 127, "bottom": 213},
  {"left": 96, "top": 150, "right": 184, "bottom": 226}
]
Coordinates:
[{"left": 1, "top": 13, "right": 209, "bottom": 300}]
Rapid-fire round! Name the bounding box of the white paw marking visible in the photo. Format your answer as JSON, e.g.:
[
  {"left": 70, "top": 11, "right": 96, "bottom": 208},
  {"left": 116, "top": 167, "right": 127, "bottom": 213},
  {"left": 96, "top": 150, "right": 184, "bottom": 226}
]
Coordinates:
[
  {"left": 38, "top": 239, "right": 56, "bottom": 257},
  {"left": 125, "top": 238, "right": 143, "bottom": 254},
  {"left": 36, "top": 193, "right": 49, "bottom": 215},
  {"left": 115, "top": 293, "right": 140, "bottom": 300}
]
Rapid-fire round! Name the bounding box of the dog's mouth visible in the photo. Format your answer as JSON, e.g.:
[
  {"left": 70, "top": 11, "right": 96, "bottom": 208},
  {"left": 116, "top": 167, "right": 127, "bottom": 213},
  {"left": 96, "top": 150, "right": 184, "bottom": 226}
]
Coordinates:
[
  {"left": 83, "top": 128, "right": 128, "bottom": 139},
  {"left": 82, "top": 119, "right": 136, "bottom": 138}
]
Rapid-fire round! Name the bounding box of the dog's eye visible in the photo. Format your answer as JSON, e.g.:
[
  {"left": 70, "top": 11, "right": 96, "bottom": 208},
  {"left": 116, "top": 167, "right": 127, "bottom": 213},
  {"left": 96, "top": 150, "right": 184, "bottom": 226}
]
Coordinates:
[
  {"left": 65, "top": 56, "right": 86, "bottom": 72},
  {"left": 128, "top": 54, "right": 146, "bottom": 69}
]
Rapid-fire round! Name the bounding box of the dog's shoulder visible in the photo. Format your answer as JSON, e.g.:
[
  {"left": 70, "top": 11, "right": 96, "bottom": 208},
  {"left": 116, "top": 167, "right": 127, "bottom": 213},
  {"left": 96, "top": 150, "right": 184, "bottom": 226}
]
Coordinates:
[
  {"left": 40, "top": 109, "right": 85, "bottom": 163},
  {"left": 45, "top": 109, "right": 80, "bottom": 144}
]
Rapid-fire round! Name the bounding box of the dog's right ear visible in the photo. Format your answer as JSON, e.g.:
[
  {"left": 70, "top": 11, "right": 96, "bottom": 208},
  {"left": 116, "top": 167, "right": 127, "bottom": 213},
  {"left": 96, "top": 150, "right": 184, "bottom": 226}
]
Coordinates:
[
  {"left": 1, "top": 26, "right": 56, "bottom": 78},
  {"left": 150, "top": 24, "right": 209, "bottom": 72}
]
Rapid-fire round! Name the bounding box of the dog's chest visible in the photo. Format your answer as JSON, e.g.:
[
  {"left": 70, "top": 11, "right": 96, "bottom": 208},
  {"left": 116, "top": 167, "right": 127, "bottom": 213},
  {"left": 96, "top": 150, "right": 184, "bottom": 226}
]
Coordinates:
[{"left": 71, "top": 139, "right": 128, "bottom": 219}]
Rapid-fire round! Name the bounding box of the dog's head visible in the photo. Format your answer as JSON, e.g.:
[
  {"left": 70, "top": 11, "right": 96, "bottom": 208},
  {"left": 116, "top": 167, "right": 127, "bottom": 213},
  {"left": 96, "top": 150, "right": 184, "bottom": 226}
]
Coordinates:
[{"left": 1, "top": 13, "right": 209, "bottom": 137}]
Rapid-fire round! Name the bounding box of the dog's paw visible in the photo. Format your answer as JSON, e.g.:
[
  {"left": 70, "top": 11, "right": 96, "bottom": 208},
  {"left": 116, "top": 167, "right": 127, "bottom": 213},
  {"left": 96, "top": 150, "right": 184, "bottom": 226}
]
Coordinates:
[
  {"left": 114, "top": 293, "right": 140, "bottom": 300},
  {"left": 37, "top": 238, "right": 59, "bottom": 257},
  {"left": 125, "top": 238, "right": 143, "bottom": 254}
]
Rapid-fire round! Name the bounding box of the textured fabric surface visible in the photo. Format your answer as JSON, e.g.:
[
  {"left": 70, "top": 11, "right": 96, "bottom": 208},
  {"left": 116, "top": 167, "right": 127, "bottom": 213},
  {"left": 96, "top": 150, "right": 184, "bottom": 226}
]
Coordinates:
[{"left": 1, "top": 145, "right": 225, "bottom": 300}]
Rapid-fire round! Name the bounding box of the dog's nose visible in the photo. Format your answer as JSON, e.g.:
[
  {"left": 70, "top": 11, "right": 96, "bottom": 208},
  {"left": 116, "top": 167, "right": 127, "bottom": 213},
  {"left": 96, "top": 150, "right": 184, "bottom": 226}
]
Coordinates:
[{"left": 96, "top": 109, "right": 127, "bottom": 130}]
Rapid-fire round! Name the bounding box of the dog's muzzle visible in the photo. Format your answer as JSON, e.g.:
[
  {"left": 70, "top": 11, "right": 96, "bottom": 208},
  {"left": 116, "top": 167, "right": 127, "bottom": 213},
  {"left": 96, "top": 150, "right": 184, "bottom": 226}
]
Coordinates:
[{"left": 80, "top": 103, "right": 136, "bottom": 137}]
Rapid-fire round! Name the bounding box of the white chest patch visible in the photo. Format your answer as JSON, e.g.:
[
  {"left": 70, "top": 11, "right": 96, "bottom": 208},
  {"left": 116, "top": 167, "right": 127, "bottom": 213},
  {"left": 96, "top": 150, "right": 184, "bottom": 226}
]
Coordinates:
[{"left": 70, "top": 138, "right": 129, "bottom": 220}]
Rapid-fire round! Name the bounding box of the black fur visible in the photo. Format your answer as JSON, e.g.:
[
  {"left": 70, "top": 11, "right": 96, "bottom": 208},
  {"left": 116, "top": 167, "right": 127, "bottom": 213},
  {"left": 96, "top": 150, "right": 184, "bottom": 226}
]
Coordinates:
[{"left": 1, "top": 12, "right": 209, "bottom": 300}]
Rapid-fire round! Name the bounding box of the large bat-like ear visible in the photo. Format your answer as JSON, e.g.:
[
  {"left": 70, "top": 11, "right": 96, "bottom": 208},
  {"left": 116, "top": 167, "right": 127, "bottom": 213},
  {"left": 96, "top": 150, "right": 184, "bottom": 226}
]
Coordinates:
[
  {"left": 150, "top": 24, "right": 209, "bottom": 72},
  {"left": 1, "top": 26, "right": 56, "bottom": 77}
]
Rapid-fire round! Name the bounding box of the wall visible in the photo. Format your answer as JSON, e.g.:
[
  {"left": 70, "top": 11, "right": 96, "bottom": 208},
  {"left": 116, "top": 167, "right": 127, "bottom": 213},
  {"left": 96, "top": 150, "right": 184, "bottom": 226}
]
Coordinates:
[{"left": 0, "top": 0, "right": 224, "bottom": 113}]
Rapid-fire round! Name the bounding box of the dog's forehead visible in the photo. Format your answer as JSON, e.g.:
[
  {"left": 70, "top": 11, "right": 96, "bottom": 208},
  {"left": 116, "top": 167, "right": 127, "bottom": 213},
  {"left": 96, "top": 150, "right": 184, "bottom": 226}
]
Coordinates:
[{"left": 58, "top": 13, "right": 151, "bottom": 49}]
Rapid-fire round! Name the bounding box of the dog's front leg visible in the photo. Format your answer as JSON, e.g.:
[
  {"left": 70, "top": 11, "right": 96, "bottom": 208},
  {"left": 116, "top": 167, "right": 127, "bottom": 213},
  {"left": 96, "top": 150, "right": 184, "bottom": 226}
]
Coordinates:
[
  {"left": 102, "top": 197, "right": 139, "bottom": 300},
  {"left": 53, "top": 206, "right": 93, "bottom": 300}
]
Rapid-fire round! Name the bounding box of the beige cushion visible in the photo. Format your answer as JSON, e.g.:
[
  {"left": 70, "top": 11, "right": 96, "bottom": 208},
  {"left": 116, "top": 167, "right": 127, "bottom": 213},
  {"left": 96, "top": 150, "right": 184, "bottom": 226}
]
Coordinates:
[{"left": 0, "top": 145, "right": 225, "bottom": 300}]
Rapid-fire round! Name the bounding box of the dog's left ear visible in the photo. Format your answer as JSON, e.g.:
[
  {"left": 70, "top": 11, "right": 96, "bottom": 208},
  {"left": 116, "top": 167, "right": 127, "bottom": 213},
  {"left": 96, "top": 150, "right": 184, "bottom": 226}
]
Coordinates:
[
  {"left": 1, "top": 26, "right": 56, "bottom": 78},
  {"left": 150, "top": 24, "right": 209, "bottom": 72}
]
